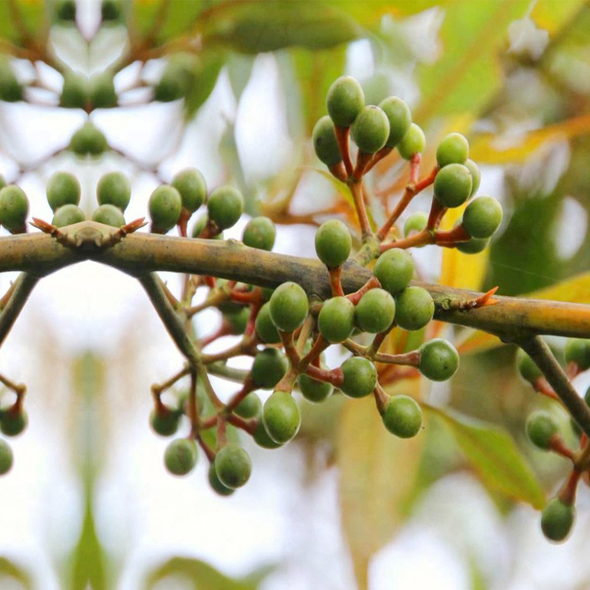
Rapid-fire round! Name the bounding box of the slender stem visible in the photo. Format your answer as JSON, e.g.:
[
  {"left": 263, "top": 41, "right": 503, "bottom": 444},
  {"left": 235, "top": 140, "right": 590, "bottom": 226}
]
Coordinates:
[
  {"left": 348, "top": 180, "right": 373, "bottom": 239},
  {"left": 335, "top": 126, "right": 353, "bottom": 177},
  {"left": 0, "top": 273, "right": 39, "bottom": 348}
]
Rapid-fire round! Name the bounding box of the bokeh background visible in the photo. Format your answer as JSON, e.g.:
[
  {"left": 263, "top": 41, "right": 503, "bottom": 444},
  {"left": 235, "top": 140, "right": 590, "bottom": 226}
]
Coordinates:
[{"left": 1, "top": 0, "right": 590, "bottom": 588}]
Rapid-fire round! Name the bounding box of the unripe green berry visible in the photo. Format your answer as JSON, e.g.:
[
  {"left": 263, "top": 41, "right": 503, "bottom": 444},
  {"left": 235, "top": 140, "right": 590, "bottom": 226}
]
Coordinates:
[
  {"left": 46, "top": 171, "right": 81, "bottom": 211},
  {"left": 456, "top": 236, "right": 489, "bottom": 254},
  {"left": 436, "top": 133, "right": 469, "bottom": 167},
  {"left": 234, "top": 393, "right": 262, "bottom": 419},
  {"left": 315, "top": 219, "right": 352, "bottom": 268},
  {"left": 97, "top": 172, "right": 131, "bottom": 211},
  {"left": 255, "top": 303, "right": 281, "bottom": 344},
  {"left": 340, "top": 356, "right": 377, "bottom": 398},
  {"left": 251, "top": 348, "right": 289, "bottom": 389},
  {"left": 90, "top": 73, "right": 117, "bottom": 108},
  {"left": 269, "top": 282, "right": 309, "bottom": 332},
  {"left": 395, "top": 286, "right": 434, "bottom": 331},
  {"left": 433, "top": 163, "right": 472, "bottom": 208},
  {"left": 516, "top": 349, "right": 542, "bottom": 383},
  {"left": 263, "top": 391, "right": 301, "bottom": 444},
  {"left": 299, "top": 374, "right": 333, "bottom": 403},
  {"left": 69, "top": 123, "right": 108, "bottom": 156},
  {"left": 56, "top": 0, "right": 76, "bottom": 21},
  {"left": 419, "top": 338, "right": 459, "bottom": 381},
  {"left": 462, "top": 196, "right": 503, "bottom": 239},
  {"left": 253, "top": 419, "right": 283, "bottom": 449},
  {"left": 223, "top": 307, "right": 250, "bottom": 335},
  {"left": 207, "top": 186, "right": 243, "bottom": 230},
  {"left": 326, "top": 76, "right": 364, "bottom": 127},
  {"left": 0, "top": 408, "right": 27, "bottom": 437},
  {"left": 215, "top": 444, "right": 252, "bottom": 489},
  {"left": 564, "top": 338, "right": 590, "bottom": 371},
  {"left": 382, "top": 395, "right": 422, "bottom": 438},
  {"left": 150, "top": 406, "right": 180, "bottom": 437},
  {"left": 172, "top": 168, "right": 207, "bottom": 213},
  {"left": 526, "top": 411, "right": 558, "bottom": 450},
  {"left": 355, "top": 288, "right": 395, "bottom": 334},
  {"left": 0, "top": 61, "right": 22, "bottom": 103},
  {"left": 312, "top": 116, "right": 342, "bottom": 167},
  {"left": 404, "top": 212, "right": 428, "bottom": 237},
  {"left": 541, "top": 498, "right": 575, "bottom": 543},
  {"left": 397, "top": 123, "right": 425, "bottom": 160},
  {"left": 60, "top": 72, "right": 87, "bottom": 108},
  {"left": 164, "top": 438, "right": 198, "bottom": 476},
  {"left": 0, "top": 185, "right": 28, "bottom": 233},
  {"left": 379, "top": 96, "right": 412, "bottom": 147},
  {"left": 464, "top": 159, "right": 481, "bottom": 196},
  {"left": 351, "top": 105, "right": 390, "bottom": 154},
  {"left": 191, "top": 214, "right": 222, "bottom": 239},
  {"left": 208, "top": 462, "right": 235, "bottom": 496},
  {"left": 318, "top": 296, "right": 355, "bottom": 343},
  {"left": 243, "top": 216, "right": 276, "bottom": 251},
  {"left": 149, "top": 185, "right": 182, "bottom": 232},
  {"left": 373, "top": 249, "right": 414, "bottom": 295},
  {"left": 52, "top": 204, "right": 85, "bottom": 227},
  {"left": 92, "top": 204, "right": 125, "bottom": 227},
  {"left": 101, "top": 0, "right": 122, "bottom": 21},
  {"left": 0, "top": 440, "right": 13, "bottom": 475}
]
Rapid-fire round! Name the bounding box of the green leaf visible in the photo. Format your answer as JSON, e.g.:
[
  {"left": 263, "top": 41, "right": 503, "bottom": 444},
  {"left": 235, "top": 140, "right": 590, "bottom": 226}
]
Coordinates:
[
  {"left": 0, "top": 0, "right": 45, "bottom": 46},
  {"left": 183, "top": 49, "right": 226, "bottom": 119},
  {"left": 0, "top": 557, "right": 33, "bottom": 589},
  {"left": 423, "top": 404, "right": 545, "bottom": 509},
  {"left": 226, "top": 53, "right": 255, "bottom": 101}
]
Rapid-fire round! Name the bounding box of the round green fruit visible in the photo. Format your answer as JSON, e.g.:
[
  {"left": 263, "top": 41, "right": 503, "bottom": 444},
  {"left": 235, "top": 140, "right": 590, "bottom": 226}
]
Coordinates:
[
  {"left": 0, "top": 440, "right": 12, "bottom": 475},
  {"left": 394, "top": 286, "right": 434, "bottom": 331},
  {"left": 243, "top": 216, "right": 276, "bottom": 251},
  {"left": 69, "top": 123, "right": 108, "bottom": 156},
  {"left": 0, "top": 185, "right": 28, "bottom": 233},
  {"left": 564, "top": 338, "right": 590, "bottom": 371},
  {"left": 92, "top": 204, "right": 125, "bottom": 227},
  {"left": 52, "top": 204, "right": 85, "bottom": 228},
  {"left": 373, "top": 249, "right": 414, "bottom": 295},
  {"left": 207, "top": 186, "right": 243, "bottom": 230},
  {"left": 355, "top": 288, "right": 395, "bottom": 334},
  {"left": 419, "top": 338, "right": 459, "bottom": 381},
  {"left": 433, "top": 163, "right": 472, "bottom": 208},
  {"left": 255, "top": 303, "right": 281, "bottom": 344},
  {"left": 340, "top": 356, "right": 377, "bottom": 398},
  {"left": 46, "top": 171, "right": 81, "bottom": 211},
  {"left": 149, "top": 185, "right": 182, "bottom": 232},
  {"left": 60, "top": 72, "right": 87, "bottom": 108},
  {"left": 436, "top": 133, "right": 469, "bottom": 167},
  {"left": 404, "top": 212, "right": 428, "bottom": 237},
  {"left": 299, "top": 373, "right": 333, "bottom": 403},
  {"left": 315, "top": 219, "right": 351, "bottom": 268},
  {"left": 269, "top": 282, "right": 309, "bottom": 333},
  {"left": 150, "top": 406, "right": 181, "bottom": 437},
  {"left": 215, "top": 444, "right": 252, "bottom": 489},
  {"left": 382, "top": 395, "right": 422, "bottom": 438},
  {"left": 234, "top": 393, "right": 262, "bottom": 419},
  {"left": 208, "top": 462, "right": 235, "bottom": 496},
  {"left": 456, "top": 236, "right": 489, "bottom": 254},
  {"left": 251, "top": 348, "right": 289, "bottom": 389},
  {"left": 379, "top": 96, "right": 412, "bottom": 147},
  {"left": 90, "top": 73, "right": 117, "bottom": 108},
  {"left": 172, "top": 168, "right": 207, "bottom": 213},
  {"left": 397, "top": 123, "right": 425, "bottom": 160},
  {"left": 326, "top": 76, "right": 364, "bottom": 127},
  {"left": 516, "top": 349, "right": 541, "bottom": 383},
  {"left": 97, "top": 172, "right": 131, "bottom": 211},
  {"left": 253, "top": 419, "right": 283, "bottom": 449},
  {"left": 263, "top": 391, "right": 301, "bottom": 444},
  {"left": 164, "top": 438, "right": 198, "bottom": 476},
  {"left": 318, "top": 296, "right": 355, "bottom": 343},
  {"left": 541, "top": 498, "right": 575, "bottom": 543},
  {"left": 464, "top": 159, "right": 481, "bottom": 196},
  {"left": 462, "top": 196, "right": 503, "bottom": 239},
  {"left": 526, "top": 411, "right": 558, "bottom": 450},
  {"left": 0, "top": 408, "right": 27, "bottom": 437},
  {"left": 224, "top": 307, "right": 250, "bottom": 335},
  {"left": 312, "top": 116, "right": 342, "bottom": 167},
  {"left": 351, "top": 105, "right": 390, "bottom": 154}
]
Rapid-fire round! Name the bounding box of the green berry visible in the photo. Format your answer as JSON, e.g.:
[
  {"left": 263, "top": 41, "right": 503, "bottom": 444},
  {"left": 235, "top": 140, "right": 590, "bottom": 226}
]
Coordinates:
[
  {"left": 299, "top": 374, "right": 333, "bottom": 403},
  {"left": 208, "top": 462, "right": 235, "bottom": 496},
  {"left": 564, "top": 338, "right": 590, "bottom": 371},
  {"left": 397, "top": 123, "right": 425, "bottom": 160},
  {"left": 149, "top": 185, "right": 182, "bottom": 232},
  {"left": 0, "top": 61, "right": 22, "bottom": 103},
  {"left": 395, "top": 286, "right": 434, "bottom": 331},
  {"left": 251, "top": 348, "right": 289, "bottom": 389},
  {"left": 192, "top": 214, "right": 222, "bottom": 239},
  {"left": 101, "top": 0, "right": 122, "bottom": 21},
  {"left": 255, "top": 303, "right": 281, "bottom": 344},
  {"left": 315, "top": 219, "right": 351, "bottom": 268},
  {"left": 351, "top": 105, "right": 390, "bottom": 154},
  {"left": 164, "top": 438, "right": 198, "bottom": 476},
  {"left": 419, "top": 338, "right": 459, "bottom": 381},
  {"left": 456, "top": 236, "right": 489, "bottom": 254},
  {"left": 526, "top": 411, "right": 558, "bottom": 450},
  {"left": 379, "top": 96, "right": 412, "bottom": 147},
  {"left": 0, "top": 440, "right": 13, "bottom": 475},
  {"left": 263, "top": 391, "right": 301, "bottom": 444},
  {"left": 382, "top": 395, "right": 422, "bottom": 438},
  {"left": 433, "top": 163, "right": 472, "bottom": 208},
  {"left": 318, "top": 296, "right": 355, "bottom": 343},
  {"left": 373, "top": 249, "right": 414, "bottom": 295},
  {"left": 172, "top": 168, "right": 207, "bottom": 213},
  {"left": 464, "top": 159, "right": 481, "bottom": 196},
  {"left": 0, "top": 185, "right": 28, "bottom": 233},
  {"left": 90, "top": 73, "right": 117, "bottom": 108},
  {"left": 153, "top": 55, "right": 194, "bottom": 102},
  {"left": 215, "top": 444, "right": 252, "bottom": 489},
  {"left": 69, "top": 123, "right": 108, "bottom": 156},
  {"left": 0, "top": 408, "right": 27, "bottom": 437},
  {"left": 404, "top": 212, "right": 428, "bottom": 237},
  {"left": 436, "top": 133, "right": 469, "bottom": 167},
  {"left": 234, "top": 393, "right": 262, "bottom": 419},
  {"left": 92, "top": 204, "right": 125, "bottom": 227},
  {"left": 516, "top": 349, "right": 542, "bottom": 383},
  {"left": 269, "top": 282, "right": 309, "bottom": 332},
  {"left": 56, "top": 0, "right": 76, "bottom": 21},
  {"left": 340, "top": 356, "right": 377, "bottom": 398},
  {"left": 462, "top": 196, "right": 503, "bottom": 239},
  {"left": 52, "top": 204, "right": 85, "bottom": 227},
  {"left": 541, "top": 498, "right": 575, "bottom": 543},
  {"left": 253, "top": 420, "right": 283, "bottom": 449},
  {"left": 224, "top": 307, "right": 250, "bottom": 335},
  {"left": 97, "top": 172, "right": 131, "bottom": 211},
  {"left": 60, "top": 72, "right": 87, "bottom": 108},
  {"left": 326, "top": 76, "right": 364, "bottom": 127},
  {"left": 355, "top": 288, "right": 395, "bottom": 334},
  {"left": 207, "top": 186, "right": 243, "bottom": 230},
  {"left": 243, "top": 216, "right": 276, "bottom": 251},
  {"left": 312, "top": 116, "right": 342, "bottom": 167},
  {"left": 150, "top": 406, "right": 180, "bottom": 437},
  {"left": 46, "top": 171, "right": 81, "bottom": 211}
]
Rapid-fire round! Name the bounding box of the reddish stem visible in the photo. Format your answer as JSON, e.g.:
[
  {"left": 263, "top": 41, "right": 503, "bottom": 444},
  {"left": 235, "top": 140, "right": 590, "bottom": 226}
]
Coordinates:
[
  {"left": 329, "top": 267, "right": 345, "bottom": 297},
  {"left": 347, "top": 276, "right": 381, "bottom": 305},
  {"left": 549, "top": 434, "right": 575, "bottom": 461},
  {"left": 306, "top": 364, "right": 344, "bottom": 387},
  {"left": 348, "top": 180, "right": 373, "bottom": 239},
  {"left": 335, "top": 126, "right": 354, "bottom": 178}
]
